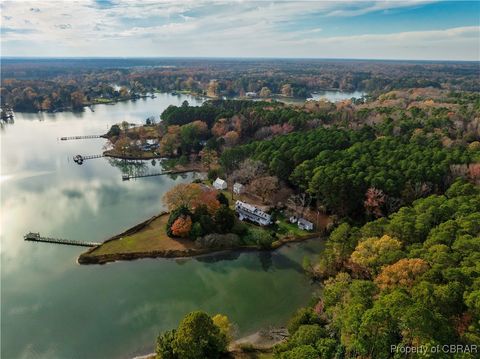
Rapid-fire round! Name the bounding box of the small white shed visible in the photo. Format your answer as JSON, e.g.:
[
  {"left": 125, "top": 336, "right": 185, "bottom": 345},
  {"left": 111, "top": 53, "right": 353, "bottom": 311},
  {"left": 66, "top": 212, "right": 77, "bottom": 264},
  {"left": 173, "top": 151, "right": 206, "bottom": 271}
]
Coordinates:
[
  {"left": 298, "top": 218, "right": 314, "bottom": 231},
  {"left": 233, "top": 182, "right": 245, "bottom": 195},
  {"left": 213, "top": 177, "right": 227, "bottom": 190}
]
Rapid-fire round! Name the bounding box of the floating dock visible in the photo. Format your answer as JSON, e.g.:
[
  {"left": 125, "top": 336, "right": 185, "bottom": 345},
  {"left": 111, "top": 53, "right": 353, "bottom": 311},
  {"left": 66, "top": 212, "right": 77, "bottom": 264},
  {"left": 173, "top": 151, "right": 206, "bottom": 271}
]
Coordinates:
[
  {"left": 73, "top": 154, "right": 104, "bottom": 164},
  {"left": 24, "top": 232, "right": 101, "bottom": 247}
]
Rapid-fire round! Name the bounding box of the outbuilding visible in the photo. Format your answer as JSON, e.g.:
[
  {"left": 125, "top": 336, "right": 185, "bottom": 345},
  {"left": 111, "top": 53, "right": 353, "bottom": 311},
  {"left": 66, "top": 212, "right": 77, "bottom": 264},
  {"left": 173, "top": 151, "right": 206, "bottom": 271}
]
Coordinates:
[
  {"left": 213, "top": 177, "right": 227, "bottom": 190},
  {"left": 298, "top": 218, "right": 314, "bottom": 231},
  {"left": 233, "top": 182, "right": 245, "bottom": 195}
]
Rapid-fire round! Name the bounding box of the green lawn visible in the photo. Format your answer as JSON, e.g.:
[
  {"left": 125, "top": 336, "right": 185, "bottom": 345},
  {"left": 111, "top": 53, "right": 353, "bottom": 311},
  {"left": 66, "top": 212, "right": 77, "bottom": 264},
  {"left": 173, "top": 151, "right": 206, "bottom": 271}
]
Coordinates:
[{"left": 90, "top": 214, "right": 196, "bottom": 256}]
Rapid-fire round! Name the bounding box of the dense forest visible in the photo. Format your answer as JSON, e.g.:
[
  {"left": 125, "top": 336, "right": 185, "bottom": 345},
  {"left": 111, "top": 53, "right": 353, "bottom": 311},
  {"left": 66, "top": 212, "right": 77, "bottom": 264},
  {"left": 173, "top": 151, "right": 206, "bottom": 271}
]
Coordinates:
[
  {"left": 148, "top": 86, "right": 479, "bottom": 358},
  {"left": 277, "top": 180, "right": 480, "bottom": 359},
  {"left": 1, "top": 58, "right": 479, "bottom": 112}
]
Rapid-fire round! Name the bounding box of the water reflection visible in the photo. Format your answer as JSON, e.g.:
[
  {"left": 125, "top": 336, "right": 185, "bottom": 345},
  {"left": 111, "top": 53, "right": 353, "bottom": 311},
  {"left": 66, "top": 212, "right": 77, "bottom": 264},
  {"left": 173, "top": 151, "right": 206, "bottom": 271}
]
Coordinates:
[{"left": 1, "top": 94, "right": 323, "bottom": 359}]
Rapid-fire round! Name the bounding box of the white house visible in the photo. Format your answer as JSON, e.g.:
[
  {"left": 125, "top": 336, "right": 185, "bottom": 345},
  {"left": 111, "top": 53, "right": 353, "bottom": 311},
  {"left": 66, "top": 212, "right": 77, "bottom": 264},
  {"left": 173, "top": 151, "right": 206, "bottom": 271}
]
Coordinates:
[
  {"left": 213, "top": 177, "right": 227, "bottom": 190},
  {"left": 233, "top": 183, "right": 245, "bottom": 195},
  {"left": 235, "top": 201, "right": 272, "bottom": 226},
  {"left": 298, "top": 218, "right": 314, "bottom": 231}
]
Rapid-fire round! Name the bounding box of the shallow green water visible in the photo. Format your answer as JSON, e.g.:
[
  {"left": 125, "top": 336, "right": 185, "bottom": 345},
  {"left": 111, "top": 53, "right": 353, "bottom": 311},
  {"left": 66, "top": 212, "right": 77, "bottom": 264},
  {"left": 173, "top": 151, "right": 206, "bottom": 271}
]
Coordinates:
[{"left": 1, "top": 93, "right": 323, "bottom": 359}]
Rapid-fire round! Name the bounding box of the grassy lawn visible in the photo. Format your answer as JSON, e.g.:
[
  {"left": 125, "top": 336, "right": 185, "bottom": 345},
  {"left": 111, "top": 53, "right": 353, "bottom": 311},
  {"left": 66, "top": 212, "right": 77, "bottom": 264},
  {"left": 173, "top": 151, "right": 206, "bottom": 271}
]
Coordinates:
[{"left": 91, "top": 214, "right": 196, "bottom": 256}]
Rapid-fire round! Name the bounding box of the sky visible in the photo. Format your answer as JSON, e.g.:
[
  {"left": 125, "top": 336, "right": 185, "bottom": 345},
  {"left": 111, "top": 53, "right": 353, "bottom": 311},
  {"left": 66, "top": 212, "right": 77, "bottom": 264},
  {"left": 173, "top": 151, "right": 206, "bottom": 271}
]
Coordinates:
[{"left": 1, "top": 0, "right": 479, "bottom": 61}]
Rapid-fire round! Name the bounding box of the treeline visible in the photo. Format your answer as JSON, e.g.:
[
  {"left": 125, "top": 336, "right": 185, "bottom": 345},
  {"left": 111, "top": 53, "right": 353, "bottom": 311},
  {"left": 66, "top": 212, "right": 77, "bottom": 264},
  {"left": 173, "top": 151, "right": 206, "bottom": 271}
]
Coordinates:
[
  {"left": 277, "top": 180, "right": 480, "bottom": 358},
  {"left": 2, "top": 58, "right": 479, "bottom": 112},
  {"left": 161, "top": 99, "right": 276, "bottom": 127},
  {"left": 221, "top": 126, "right": 477, "bottom": 218}
]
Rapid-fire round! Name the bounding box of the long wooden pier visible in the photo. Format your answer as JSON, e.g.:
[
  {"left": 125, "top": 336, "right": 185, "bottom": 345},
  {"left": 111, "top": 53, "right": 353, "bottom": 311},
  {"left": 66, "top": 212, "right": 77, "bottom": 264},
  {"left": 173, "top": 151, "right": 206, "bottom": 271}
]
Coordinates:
[
  {"left": 60, "top": 135, "right": 101, "bottom": 141},
  {"left": 24, "top": 232, "right": 101, "bottom": 247},
  {"left": 73, "top": 154, "right": 104, "bottom": 164},
  {"left": 122, "top": 171, "right": 173, "bottom": 181}
]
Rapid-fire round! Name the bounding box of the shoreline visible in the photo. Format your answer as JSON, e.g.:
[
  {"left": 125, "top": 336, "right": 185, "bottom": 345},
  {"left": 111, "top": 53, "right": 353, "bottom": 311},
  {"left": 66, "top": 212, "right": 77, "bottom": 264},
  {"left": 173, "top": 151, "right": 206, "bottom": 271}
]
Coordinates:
[
  {"left": 131, "top": 327, "right": 286, "bottom": 359},
  {"left": 78, "top": 213, "right": 322, "bottom": 265}
]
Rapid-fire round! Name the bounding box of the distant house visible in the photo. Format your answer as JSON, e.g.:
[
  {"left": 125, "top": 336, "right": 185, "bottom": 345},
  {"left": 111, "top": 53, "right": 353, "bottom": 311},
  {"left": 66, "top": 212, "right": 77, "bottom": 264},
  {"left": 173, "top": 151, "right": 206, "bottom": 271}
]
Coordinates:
[
  {"left": 233, "top": 183, "right": 245, "bottom": 195},
  {"left": 235, "top": 200, "right": 272, "bottom": 226},
  {"left": 213, "top": 178, "right": 227, "bottom": 190},
  {"left": 298, "top": 218, "right": 314, "bottom": 231},
  {"left": 146, "top": 139, "right": 158, "bottom": 145}
]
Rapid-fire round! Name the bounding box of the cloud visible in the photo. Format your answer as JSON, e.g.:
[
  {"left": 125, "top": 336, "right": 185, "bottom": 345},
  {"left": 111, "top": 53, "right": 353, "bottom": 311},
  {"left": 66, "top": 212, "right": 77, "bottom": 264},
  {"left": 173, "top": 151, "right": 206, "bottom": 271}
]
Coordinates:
[{"left": 0, "top": 0, "right": 478, "bottom": 60}]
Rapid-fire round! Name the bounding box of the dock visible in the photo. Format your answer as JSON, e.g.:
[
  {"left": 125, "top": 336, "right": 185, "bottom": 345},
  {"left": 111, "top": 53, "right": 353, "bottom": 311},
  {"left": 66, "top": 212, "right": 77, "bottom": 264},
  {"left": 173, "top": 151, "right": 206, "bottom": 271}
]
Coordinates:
[
  {"left": 24, "top": 232, "right": 101, "bottom": 247},
  {"left": 122, "top": 171, "right": 173, "bottom": 181},
  {"left": 73, "top": 154, "right": 104, "bottom": 164},
  {"left": 60, "top": 135, "right": 101, "bottom": 141}
]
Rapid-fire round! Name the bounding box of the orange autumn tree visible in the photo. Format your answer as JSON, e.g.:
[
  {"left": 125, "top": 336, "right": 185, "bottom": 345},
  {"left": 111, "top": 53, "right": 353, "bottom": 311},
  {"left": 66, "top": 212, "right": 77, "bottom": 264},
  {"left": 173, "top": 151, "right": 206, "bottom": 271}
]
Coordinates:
[
  {"left": 171, "top": 216, "right": 192, "bottom": 237},
  {"left": 163, "top": 183, "right": 203, "bottom": 211},
  {"left": 193, "top": 190, "right": 221, "bottom": 214},
  {"left": 163, "top": 183, "right": 220, "bottom": 213},
  {"left": 375, "top": 258, "right": 429, "bottom": 291}
]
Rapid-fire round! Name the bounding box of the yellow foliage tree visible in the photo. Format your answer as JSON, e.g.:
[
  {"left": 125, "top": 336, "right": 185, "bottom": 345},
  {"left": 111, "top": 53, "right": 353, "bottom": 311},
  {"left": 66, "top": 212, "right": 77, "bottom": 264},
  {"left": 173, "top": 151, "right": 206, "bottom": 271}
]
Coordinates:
[
  {"left": 350, "top": 235, "right": 403, "bottom": 275},
  {"left": 212, "top": 314, "right": 233, "bottom": 343},
  {"left": 375, "top": 258, "right": 429, "bottom": 291}
]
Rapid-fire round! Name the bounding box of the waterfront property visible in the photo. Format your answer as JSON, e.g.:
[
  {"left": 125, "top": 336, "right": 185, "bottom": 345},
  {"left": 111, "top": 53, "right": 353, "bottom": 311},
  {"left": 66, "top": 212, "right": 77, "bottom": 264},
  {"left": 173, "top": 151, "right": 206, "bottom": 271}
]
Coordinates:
[{"left": 235, "top": 200, "right": 272, "bottom": 226}]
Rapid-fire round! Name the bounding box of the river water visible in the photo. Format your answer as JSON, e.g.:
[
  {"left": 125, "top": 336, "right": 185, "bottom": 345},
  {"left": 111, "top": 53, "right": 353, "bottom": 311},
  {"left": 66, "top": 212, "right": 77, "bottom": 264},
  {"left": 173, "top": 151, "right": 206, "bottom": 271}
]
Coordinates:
[{"left": 0, "top": 93, "right": 322, "bottom": 359}]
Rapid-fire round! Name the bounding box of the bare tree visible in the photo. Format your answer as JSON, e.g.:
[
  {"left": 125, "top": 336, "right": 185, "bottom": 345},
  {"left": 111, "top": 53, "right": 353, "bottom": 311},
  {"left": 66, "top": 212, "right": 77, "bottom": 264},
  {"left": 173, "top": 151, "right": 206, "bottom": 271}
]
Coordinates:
[
  {"left": 230, "top": 159, "right": 267, "bottom": 184},
  {"left": 249, "top": 176, "right": 279, "bottom": 203},
  {"left": 288, "top": 193, "right": 312, "bottom": 217}
]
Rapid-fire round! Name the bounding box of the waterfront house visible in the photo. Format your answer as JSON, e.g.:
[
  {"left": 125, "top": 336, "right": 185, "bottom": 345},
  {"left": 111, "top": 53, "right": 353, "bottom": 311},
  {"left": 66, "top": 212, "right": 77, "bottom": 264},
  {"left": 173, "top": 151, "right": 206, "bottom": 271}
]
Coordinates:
[
  {"left": 235, "top": 200, "right": 272, "bottom": 226},
  {"left": 213, "top": 178, "right": 227, "bottom": 190},
  {"left": 298, "top": 218, "right": 314, "bottom": 231},
  {"left": 233, "top": 182, "right": 245, "bottom": 195}
]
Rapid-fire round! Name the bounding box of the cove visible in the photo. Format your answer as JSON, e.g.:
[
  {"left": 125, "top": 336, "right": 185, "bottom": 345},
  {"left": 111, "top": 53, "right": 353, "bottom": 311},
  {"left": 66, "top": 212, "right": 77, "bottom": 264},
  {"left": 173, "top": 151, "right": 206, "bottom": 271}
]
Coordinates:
[{"left": 0, "top": 93, "right": 323, "bottom": 359}]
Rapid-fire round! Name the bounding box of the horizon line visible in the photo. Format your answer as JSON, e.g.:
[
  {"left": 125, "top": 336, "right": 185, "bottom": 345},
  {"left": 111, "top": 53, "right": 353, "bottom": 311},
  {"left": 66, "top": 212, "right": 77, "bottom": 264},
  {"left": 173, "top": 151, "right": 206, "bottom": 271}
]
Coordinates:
[{"left": 1, "top": 56, "right": 479, "bottom": 63}]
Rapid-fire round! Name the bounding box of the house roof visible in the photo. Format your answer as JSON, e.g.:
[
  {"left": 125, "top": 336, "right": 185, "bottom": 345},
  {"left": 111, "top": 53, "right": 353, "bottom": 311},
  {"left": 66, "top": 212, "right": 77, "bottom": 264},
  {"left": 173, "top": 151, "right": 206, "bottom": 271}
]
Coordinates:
[
  {"left": 214, "top": 178, "right": 226, "bottom": 185},
  {"left": 298, "top": 218, "right": 313, "bottom": 226}
]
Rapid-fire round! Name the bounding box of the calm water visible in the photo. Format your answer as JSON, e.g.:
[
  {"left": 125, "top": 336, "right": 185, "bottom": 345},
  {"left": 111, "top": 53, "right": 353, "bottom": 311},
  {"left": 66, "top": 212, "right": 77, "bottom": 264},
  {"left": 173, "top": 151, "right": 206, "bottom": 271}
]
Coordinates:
[
  {"left": 1, "top": 93, "right": 323, "bottom": 359},
  {"left": 308, "top": 90, "right": 366, "bottom": 102}
]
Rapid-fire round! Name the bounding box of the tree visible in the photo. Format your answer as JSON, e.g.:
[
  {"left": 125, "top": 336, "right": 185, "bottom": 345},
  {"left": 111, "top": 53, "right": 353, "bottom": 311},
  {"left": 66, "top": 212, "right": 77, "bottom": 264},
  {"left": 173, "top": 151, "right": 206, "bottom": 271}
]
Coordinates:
[
  {"left": 70, "top": 91, "right": 85, "bottom": 110},
  {"left": 199, "top": 148, "right": 218, "bottom": 170},
  {"left": 212, "top": 314, "right": 233, "bottom": 343},
  {"left": 259, "top": 86, "right": 272, "bottom": 98},
  {"left": 364, "top": 187, "right": 386, "bottom": 218},
  {"left": 216, "top": 192, "right": 229, "bottom": 206},
  {"left": 375, "top": 258, "right": 429, "bottom": 291},
  {"left": 163, "top": 183, "right": 202, "bottom": 211},
  {"left": 350, "top": 235, "right": 404, "bottom": 275},
  {"left": 172, "top": 216, "right": 193, "bottom": 237},
  {"left": 214, "top": 205, "right": 235, "bottom": 233},
  {"left": 223, "top": 131, "right": 239, "bottom": 147},
  {"left": 172, "top": 311, "right": 227, "bottom": 359},
  {"left": 281, "top": 84, "right": 293, "bottom": 97},
  {"left": 156, "top": 329, "right": 176, "bottom": 359},
  {"left": 248, "top": 176, "right": 279, "bottom": 203},
  {"left": 288, "top": 193, "right": 311, "bottom": 217},
  {"left": 194, "top": 190, "right": 221, "bottom": 215},
  {"left": 230, "top": 159, "right": 266, "bottom": 184}
]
